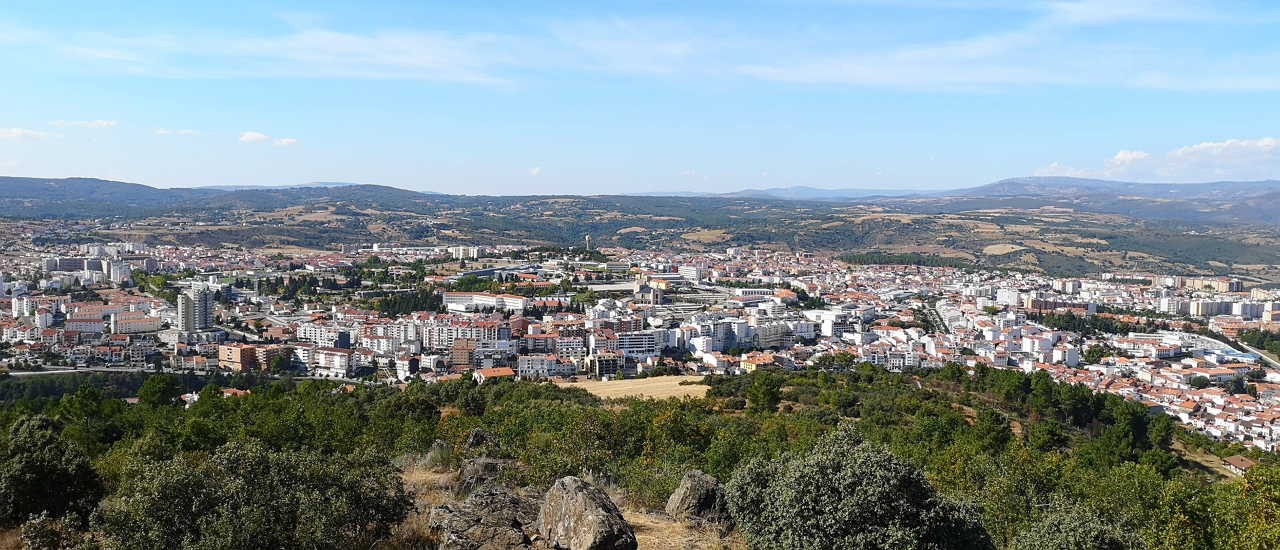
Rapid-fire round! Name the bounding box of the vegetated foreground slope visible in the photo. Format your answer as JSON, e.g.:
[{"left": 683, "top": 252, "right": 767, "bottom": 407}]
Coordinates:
[{"left": 0, "top": 365, "right": 1276, "bottom": 549}]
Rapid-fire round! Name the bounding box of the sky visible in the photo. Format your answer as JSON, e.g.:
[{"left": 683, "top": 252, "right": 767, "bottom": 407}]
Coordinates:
[{"left": 1, "top": 0, "right": 1279, "bottom": 195}]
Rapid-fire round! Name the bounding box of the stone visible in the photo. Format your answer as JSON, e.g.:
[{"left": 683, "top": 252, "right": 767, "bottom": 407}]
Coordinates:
[
  {"left": 428, "top": 485, "right": 540, "bottom": 549},
  {"left": 424, "top": 439, "right": 454, "bottom": 471},
  {"left": 665, "top": 470, "right": 733, "bottom": 532},
  {"left": 464, "top": 428, "right": 494, "bottom": 452},
  {"left": 538, "top": 476, "right": 637, "bottom": 550},
  {"left": 456, "top": 457, "right": 515, "bottom": 497}
]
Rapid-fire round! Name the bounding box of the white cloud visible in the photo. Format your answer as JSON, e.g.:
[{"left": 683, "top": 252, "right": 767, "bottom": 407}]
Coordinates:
[
  {"left": 273, "top": 137, "right": 298, "bottom": 146},
  {"left": 0, "top": 128, "right": 49, "bottom": 140},
  {"left": 239, "top": 131, "right": 270, "bottom": 143},
  {"left": 734, "top": 1, "right": 1280, "bottom": 90},
  {"left": 155, "top": 128, "right": 198, "bottom": 135},
  {"left": 1036, "top": 137, "right": 1280, "bottom": 181},
  {"left": 528, "top": 167, "right": 542, "bottom": 176},
  {"left": 2, "top": 4, "right": 1278, "bottom": 91},
  {"left": 49, "top": 119, "right": 117, "bottom": 128}
]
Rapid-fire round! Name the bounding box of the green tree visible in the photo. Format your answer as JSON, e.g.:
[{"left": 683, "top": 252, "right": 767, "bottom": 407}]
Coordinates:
[
  {"left": 137, "top": 375, "right": 183, "bottom": 407},
  {"left": 99, "top": 439, "right": 409, "bottom": 549},
  {"left": 726, "top": 423, "right": 993, "bottom": 549},
  {"left": 1211, "top": 463, "right": 1280, "bottom": 549},
  {"left": 746, "top": 371, "right": 783, "bottom": 414},
  {"left": 0, "top": 416, "right": 102, "bottom": 527},
  {"left": 1011, "top": 504, "right": 1144, "bottom": 550}
]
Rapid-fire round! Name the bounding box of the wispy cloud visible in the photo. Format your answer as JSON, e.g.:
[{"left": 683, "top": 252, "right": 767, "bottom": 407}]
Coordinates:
[
  {"left": 528, "top": 167, "right": 542, "bottom": 176},
  {"left": 1037, "top": 137, "right": 1280, "bottom": 181},
  {"left": 0, "top": 128, "right": 50, "bottom": 140},
  {"left": 738, "top": 0, "right": 1280, "bottom": 90},
  {"left": 2, "top": 2, "right": 1279, "bottom": 91},
  {"left": 50, "top": 119, "right": 117, "bottom": 128},
  {"left": 239, "top": 131, "right": 298, "bottom": 146},
  {"left": 155, "top": 128, "right": 199, "bottom": 135}
]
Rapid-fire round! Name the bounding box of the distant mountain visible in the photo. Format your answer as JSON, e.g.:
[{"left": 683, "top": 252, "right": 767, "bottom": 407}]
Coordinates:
[
  {"left": 631, "top": 185, "right": 927, "bottom": 200},
  {"left": 951, "top": 176, "right": 1280, "bottom": 200},
  {"left": 4, "top": 174, "right": 1280, "bottom": 225},
  {"left": 721, "top": 186, "right": 926, "bottom": 200},
  {"left": 0, "top": 177, "right": 438, "bottom": 218},
  {"left": 197, "top": 181, "right": 364, "bottom": 191}
]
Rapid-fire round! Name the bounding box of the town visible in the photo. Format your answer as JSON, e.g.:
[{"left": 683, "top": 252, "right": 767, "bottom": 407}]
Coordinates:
[{"left": 3, "top": 236, "right": 1279, "bottom": 465}]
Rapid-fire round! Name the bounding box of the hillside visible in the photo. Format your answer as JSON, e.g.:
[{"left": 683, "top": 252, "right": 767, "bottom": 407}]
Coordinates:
[
  {"left": 0, "top": 366, "right": 1275, "bottom": 549},
  {"left": 6, "top": 176, "right": 1280, "bottom": 279}
]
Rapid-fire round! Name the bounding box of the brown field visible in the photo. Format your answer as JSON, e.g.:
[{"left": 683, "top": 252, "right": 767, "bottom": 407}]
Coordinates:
[
  {"left": 557, "top": 376, "right": 708, "bottom": 399},
  {"left": 982, "top": 243, "right": 1026, "bottom": 255},
  {"left": 681, "top": 229, "right": 732, "bottom": 243}
]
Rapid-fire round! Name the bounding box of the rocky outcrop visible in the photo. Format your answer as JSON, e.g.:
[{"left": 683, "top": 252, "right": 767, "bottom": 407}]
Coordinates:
[
  {"left": 456, "top": 457, "right": 515, "bottom": 497},
  {"left": 428, "top": 485, "right": 543, "bottom": 549},
  {"left": 665, "top": 470, "right": 733, "bottom": 532},
  {"left": 424, "top": 439, "right": 454, "bottom": 471},
  {"left": 538, "top": 476, "right": 637, "bottom": 550},
  {"left": 464, "top": 428, "right": 495, "bottom": 452}
]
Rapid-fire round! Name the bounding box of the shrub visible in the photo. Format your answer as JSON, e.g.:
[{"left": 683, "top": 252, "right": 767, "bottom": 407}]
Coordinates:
[{"left": 726, "top": 423, "right": 993, "bottom": 549}]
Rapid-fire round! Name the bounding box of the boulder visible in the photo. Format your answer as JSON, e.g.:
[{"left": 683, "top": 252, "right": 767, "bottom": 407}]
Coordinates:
[
  {"left": 464, "top": 428, "right": 495, "bottom": 452},
  {"left": 424, "top": 439, "right": 455, "bottom": 471},
  {"left": 429, "top": 485, "right": 541, "bottom": 549},
  {"left": 665, "top": 470, "right": 733, "bottom": 532},
  {"left": 538, "top": 476, "right": 637, "bottom": 550},
  {"left": 456, "top": 457, "right": 515, "bottom": 497}
]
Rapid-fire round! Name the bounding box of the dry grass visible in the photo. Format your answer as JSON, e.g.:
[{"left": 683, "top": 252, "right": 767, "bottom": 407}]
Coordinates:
[
  {"left": 556, "top": 376, "right": 709, "bottom": 400},
  {"left": 388, "top": 466, "right": 456, "bottom": 547},
  {"left": 0, "top": 528, "right": 19, "bottom": 550},
  {"left": 1170, "top": 440, "right": 1235, "bottom": 479},
  {"left": 626, "top": 509, "right": 746, "bottom": 550},
  {"left": 982, "top": 243, "right": 1026, "bottom": 256},
  {"left": 1022, "top": 239, "right": 1091, "bottom": 257},
  {"left": 681, "top": 229, "right": 732, "bottom": 243}
]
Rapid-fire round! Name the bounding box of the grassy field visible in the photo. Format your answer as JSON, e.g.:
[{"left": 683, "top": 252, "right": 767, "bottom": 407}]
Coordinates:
[{"left": 556, "top": 376, "right": 709, "bottom": 399}]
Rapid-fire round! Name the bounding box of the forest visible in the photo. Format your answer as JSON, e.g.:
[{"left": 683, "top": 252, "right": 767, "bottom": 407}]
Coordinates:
[{"left": 0, "top": 361, "right": 1277, "bottom": 549}]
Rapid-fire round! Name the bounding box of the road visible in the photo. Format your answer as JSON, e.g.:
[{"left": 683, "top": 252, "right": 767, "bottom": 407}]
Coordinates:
[
  {"left": 927, "top": 303, "right": 949, "bottom": 333},
  {"left": 4, "top": 365, "right": 393, "bottom": 387},
  {"left": 1239, "top": 342, "right": 1280, "bottom": 369}
]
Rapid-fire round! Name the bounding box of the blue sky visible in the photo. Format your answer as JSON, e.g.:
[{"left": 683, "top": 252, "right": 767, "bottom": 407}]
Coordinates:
[{"left": 2, "top": 0, "right": 1279, "bottom": 194}]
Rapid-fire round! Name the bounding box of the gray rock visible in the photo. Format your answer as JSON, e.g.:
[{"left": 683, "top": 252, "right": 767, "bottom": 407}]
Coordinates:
[
  {"left": 665, "top": 470, "right": 733, "bottom": 532},
  {"left": 456, "top": 457, "right": 515, "bottom": 497},
  {"left": 538, "top": 476, "right": 637, "bottom": 550},
  {"left": 464, "top": 428, "right": 495, "bottom": 452},
  {"left": 424, "top": 439, "right": 455, "bottom": 471},
  {"left": 429, "top": 485, "right": 541, "bottom": 549}
]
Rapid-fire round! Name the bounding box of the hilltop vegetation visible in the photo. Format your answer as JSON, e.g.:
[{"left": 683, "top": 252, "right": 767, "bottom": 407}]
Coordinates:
[{"left": 0, "top": 362, "right": 1276, "bottom": 548}]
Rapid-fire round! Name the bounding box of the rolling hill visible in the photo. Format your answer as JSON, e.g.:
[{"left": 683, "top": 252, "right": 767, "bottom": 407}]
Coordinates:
[{"left": 5, "top": 175, "right": 1280, "bottom": 279}]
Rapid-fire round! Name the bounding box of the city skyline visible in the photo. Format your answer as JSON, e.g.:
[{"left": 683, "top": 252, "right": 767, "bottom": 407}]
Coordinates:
[{"left": 3, "top": 0, "right": 1280, "bottom": 194}]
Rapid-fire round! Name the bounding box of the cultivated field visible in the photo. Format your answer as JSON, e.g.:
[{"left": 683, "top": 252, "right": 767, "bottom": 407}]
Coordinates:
[{"left": 557, "top": 376, "right": 709, "bottom": 399}]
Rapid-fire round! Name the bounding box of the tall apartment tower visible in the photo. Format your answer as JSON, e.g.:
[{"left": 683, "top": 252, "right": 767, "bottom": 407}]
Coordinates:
[{"left": 177, "top": 285, "right": 214, "bottom": 332}]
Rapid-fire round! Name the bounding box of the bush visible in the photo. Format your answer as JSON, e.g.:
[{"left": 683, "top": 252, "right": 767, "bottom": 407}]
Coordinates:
[
  {"left": 99, "top": 440, "right": 409, "bottom": 549},
  {"left": 726, "top": 423, "right": 993, "bottom": 549},
  {"left": 1011, "top": 504, "right": 1143, "bottom": 550},
  {"left": 0, "top": 416, "right": 102, "bottom": 527}
]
